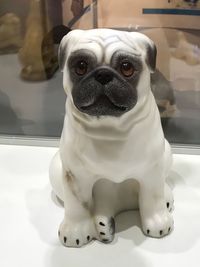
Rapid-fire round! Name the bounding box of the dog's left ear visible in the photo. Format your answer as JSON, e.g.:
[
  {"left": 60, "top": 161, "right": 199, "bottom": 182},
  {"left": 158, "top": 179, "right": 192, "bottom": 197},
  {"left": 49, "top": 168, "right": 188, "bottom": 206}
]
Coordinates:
[
  {"left": 145, "top": 41, "right": 157, "bottom": 73},
  {"left": 138, "top": 34, "right": 157, "bottom": 73},
  {"left": 128, "top": 32, "right": 157, "bottom": 73}
]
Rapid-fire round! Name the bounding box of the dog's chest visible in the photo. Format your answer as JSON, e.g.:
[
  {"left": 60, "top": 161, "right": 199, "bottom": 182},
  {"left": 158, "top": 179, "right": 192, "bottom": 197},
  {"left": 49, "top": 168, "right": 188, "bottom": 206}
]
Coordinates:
[{"left": 65, "top": 130, "right": 163, "bottom": 182}]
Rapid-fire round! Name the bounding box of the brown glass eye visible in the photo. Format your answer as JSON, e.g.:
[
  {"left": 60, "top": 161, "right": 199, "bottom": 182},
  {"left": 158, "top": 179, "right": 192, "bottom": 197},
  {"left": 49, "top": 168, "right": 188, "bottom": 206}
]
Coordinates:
[
  {"left": 120, "top": 62, "right": 134, "bottom": 77},
  {"left": 75, "top": 61, "right": 88, "bottom": 75}
]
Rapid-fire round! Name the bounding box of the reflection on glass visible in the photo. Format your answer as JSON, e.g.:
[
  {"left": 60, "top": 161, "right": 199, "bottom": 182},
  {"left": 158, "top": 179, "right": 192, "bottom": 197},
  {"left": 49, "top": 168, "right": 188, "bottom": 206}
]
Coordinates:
[
  {"left": 0, "top": 0, "right": 200, "bottom": 145},
  {"left": 19, "top": 0, "right": 58, "bottom": 81},
  {"left": 0, "top": 13, "right": 22, "bottom": 55}
]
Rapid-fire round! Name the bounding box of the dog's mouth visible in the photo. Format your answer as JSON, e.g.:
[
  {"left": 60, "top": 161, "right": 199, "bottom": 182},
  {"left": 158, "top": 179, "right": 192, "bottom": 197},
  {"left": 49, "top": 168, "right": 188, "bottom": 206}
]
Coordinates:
[
  {"left": 78, "top": 94, "right": 129, "bottom": 116},
  {"left": 72, "top": 68, "right": 138, "bottom": 117}
]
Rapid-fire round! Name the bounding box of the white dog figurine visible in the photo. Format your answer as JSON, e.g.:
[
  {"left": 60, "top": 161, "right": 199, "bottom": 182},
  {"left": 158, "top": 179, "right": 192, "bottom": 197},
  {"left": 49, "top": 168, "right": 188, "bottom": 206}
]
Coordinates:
[{"left": 49, "top": 29, "right": 174, "bottom": 247}]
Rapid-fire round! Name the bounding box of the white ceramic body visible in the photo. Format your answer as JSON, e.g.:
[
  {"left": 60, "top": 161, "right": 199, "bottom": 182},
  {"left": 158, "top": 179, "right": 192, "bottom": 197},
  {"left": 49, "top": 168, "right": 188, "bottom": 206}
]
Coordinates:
[{"left": 49, "top": 29, "right": 174, "bottom": 247}]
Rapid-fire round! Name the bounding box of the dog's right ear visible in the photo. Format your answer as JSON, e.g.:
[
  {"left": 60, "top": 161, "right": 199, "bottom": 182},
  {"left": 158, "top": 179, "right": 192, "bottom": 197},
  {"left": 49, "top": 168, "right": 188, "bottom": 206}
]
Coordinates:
[
  {"left": 58, "top": 29, "right": 83, "bottom": 72},
  {"left": 128, "top": 32, "right": 157, "bottom": 73},
  {"left": 145, "top": 41, "right": 157, "bottom": 73},
  {"left": 58, "top": 34, "right": 70, "bottom": 72}
]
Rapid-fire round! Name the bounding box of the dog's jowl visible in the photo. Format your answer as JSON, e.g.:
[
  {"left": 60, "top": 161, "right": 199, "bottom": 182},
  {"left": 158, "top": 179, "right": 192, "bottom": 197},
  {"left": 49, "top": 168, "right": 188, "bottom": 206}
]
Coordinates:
[{"left": 49, "top": 29, "right": 174, "bottom": 247}]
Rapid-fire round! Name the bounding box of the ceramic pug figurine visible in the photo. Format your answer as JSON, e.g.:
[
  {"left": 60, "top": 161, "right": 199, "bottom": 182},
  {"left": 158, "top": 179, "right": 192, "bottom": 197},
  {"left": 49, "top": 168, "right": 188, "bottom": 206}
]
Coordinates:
[{"left": 49, "top": 29, "right": 174, "bottom": 247}]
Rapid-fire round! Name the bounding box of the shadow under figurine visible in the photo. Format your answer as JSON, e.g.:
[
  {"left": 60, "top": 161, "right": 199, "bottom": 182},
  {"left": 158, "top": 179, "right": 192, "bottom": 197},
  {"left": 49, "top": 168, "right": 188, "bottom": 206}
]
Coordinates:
[{"left": 49, "top": 29, "right": 174, "bottom": 248}]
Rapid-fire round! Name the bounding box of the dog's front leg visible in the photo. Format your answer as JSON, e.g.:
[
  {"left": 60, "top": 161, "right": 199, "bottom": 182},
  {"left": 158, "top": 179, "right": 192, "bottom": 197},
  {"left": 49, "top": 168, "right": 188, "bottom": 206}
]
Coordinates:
[
  {"left": 139, "top": 174, "right": 174, "bottom": 238},
  {"left": 58, "top": 170, "right": 96, "bottom": 247}
]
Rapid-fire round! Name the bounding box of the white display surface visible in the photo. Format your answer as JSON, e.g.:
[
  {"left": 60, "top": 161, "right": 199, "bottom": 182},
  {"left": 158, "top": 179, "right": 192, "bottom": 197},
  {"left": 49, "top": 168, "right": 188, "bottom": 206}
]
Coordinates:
[{"left": 1, "top": 144, "right": 200, "bottom": 267}]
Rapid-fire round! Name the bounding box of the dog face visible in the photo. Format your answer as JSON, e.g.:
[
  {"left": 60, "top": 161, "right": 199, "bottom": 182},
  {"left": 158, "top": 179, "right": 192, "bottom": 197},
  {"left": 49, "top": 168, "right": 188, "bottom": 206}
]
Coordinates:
[{"left": 59, "top": 29, "right": 156, "bottom": 117}]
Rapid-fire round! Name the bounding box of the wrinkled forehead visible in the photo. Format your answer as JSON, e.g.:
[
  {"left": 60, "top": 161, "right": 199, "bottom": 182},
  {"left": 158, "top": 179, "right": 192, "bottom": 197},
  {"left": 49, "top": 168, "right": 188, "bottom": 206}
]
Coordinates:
[{"left": 68, "top": 31, "right": 142, "bottom": 64}]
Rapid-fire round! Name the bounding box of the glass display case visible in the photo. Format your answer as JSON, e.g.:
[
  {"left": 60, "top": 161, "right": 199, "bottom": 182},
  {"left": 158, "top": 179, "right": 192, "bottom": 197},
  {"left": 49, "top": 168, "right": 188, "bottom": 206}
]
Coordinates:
[
  {"left": 1, "top": 1, "right": 200, "bottom": 267},
  {"left": 0, "top": 0, "right": 200, "bottom": 147}
]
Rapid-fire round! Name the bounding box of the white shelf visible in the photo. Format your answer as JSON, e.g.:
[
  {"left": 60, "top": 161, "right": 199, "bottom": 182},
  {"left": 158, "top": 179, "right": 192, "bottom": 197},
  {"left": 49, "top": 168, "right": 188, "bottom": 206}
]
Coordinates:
[{"left": 1, "top": 144, "right": 200, "bottom": 267}]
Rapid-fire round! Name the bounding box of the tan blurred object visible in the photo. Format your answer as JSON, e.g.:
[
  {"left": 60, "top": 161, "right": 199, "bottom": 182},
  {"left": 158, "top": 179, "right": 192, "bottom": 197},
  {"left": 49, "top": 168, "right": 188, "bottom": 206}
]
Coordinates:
[
  {"left": 71, "top": 0, "right": 84, "bottom": 17},
  {"left": 97, "top": 0, "right": 200, "bottom": 29},
  {"left": 19, "top": 0, "right": 58, "bottom": 81},
  {"left": 157, "top": 99, "right": 176, "bottom": 118},
  {"left": 0, "top": 13, "right": 22, "bottom": 54},
  {"left": 174, "top": 0, "right": 200, "bottom": 8},
  {"left": 62, "top": 0, "right": 92, "bottom": 29},
  {"left": 171, "top": 31, "right": 200, "bottom": 65}
]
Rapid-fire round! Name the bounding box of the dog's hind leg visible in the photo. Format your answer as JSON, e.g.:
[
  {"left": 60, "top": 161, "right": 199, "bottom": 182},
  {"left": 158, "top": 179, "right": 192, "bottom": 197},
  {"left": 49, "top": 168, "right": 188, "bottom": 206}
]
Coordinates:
[
  {"left": 93, "top": 179, "right": 173, "bottom": 243},
  {"left": 93, "top": 179, "right": 117, "bottom": 243},
  {"left": 93, "top": 179, "right": 139, "bottom": 243},
  {"left": 165, "top": 182, "right": 174, "bottom": 213},
  {"left": 49, "top": 151, "right": 64, "bottom": 202}
]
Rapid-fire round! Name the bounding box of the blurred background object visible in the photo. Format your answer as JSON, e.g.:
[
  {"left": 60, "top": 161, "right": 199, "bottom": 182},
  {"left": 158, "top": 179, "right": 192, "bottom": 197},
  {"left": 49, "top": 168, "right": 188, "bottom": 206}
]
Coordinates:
[
  {"left": 71, "top": 0, "right": 84, "bottom": 17},
  {"left": 151, "top": 70, "right": 176, "bottom": 118},
  {"left": 0, "top": 0, "right": 200, "bottom": 145},
  {"left": 0, "top": 13, "right": 22, "bottom": 54},
  {"left": 18, "top": 0, "right": 58, "bottom": 81},
  {"left": 183, "top": 0, "right": 199, "bottom": 7},
  {"left": 172, "top": 31, "right": 200, "bottom": 65}
]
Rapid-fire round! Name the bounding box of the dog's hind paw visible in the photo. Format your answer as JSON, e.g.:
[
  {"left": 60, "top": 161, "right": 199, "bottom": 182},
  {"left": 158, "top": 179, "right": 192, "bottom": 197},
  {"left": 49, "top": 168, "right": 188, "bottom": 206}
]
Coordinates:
[
  {"left": 166, "top": 199, "right": 174, "bottom": 213},
  {"left": 94, "top": 216, "right": 115, "bottom": 243},
  {"left": 165, "top": 183, "right": 174, "bottom": 213}
]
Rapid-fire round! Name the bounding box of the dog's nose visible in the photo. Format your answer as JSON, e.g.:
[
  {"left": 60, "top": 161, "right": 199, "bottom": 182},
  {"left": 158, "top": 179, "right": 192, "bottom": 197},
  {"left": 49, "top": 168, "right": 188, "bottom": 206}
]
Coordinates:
[{"left": 95, "top": 69, "right": 113, "bottom": 85}]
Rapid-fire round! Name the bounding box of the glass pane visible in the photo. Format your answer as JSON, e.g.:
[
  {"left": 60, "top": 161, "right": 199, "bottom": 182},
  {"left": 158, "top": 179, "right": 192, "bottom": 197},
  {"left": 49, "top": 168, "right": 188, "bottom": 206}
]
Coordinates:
[
  {"left": 97, "top": 0, "right": 200, "bottom": 145},
  {"left": 0, "top": 0, "right": 200, "bottom": 146}
]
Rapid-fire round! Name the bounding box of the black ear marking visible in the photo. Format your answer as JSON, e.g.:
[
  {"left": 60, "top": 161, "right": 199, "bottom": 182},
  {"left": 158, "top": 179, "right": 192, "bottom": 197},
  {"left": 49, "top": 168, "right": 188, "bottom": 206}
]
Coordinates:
[
  {"left": 58, "top": 30, "right": 71, "bottom": 71},
  {"left": 58, "top": 40, "right": 67, "bottom": 71},
  {"left": 146, "top": 42, "right": 157, "bottom": 73}
]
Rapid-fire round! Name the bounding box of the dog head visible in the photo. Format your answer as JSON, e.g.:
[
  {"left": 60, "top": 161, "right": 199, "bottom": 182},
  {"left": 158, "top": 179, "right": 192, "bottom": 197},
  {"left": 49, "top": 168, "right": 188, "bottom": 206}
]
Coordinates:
[{"left": 59, "top": 29, "right": 156, "bottom": 117}]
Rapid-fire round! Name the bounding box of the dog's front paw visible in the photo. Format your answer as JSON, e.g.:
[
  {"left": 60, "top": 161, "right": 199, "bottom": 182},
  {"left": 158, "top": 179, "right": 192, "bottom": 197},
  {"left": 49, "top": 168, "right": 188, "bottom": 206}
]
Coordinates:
[
  {"left": 58, "top": 218, "right": 96, "bottom": 247},
  {"left": 142, "top": 211, "right": 174, "bottom": 238},
  {"left": 94, "top": 216, "right": 115, "bottom": 243}
]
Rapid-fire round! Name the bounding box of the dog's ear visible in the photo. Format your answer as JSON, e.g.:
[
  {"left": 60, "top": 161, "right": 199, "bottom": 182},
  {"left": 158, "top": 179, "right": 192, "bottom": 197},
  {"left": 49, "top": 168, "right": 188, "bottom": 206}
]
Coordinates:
[
  {"left": 128, "top": 32, "right": 157, "bottom": 73},
  {"left": 145, "top": 41, "right": 157, "bottom": 73},
  {"left": 58, "top": 34, "right": 70, "bottom": 72},
  {"left": 58, "top": 29, "right": 83, "bottom": 71},
  {"left": 138, "top": 34, "right": 157, "bottom": 73}
]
